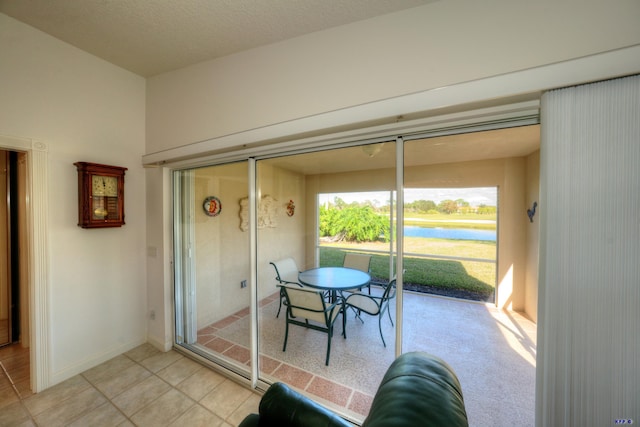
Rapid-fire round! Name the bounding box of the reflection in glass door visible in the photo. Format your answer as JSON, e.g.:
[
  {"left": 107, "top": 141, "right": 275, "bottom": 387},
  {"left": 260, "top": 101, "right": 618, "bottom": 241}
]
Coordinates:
[{"left": 174, "top": 161, "right": 251, "bottom": 375}]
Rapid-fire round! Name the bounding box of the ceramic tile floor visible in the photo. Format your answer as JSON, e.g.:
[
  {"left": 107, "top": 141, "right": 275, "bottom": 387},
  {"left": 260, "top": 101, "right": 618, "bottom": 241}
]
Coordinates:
[{"left": 0, "top": 343, "right": 260, "bottom": 426}]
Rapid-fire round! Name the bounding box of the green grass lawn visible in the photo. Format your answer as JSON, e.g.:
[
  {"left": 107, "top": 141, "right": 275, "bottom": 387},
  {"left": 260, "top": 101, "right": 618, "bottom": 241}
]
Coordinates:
[{"left": 319, "top": 237, "right": 496, "bottom": 298}]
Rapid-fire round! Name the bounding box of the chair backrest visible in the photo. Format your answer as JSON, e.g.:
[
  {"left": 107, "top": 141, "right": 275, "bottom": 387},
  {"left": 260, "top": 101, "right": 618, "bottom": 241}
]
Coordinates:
[
  {"left": 343, "top": 253, "right": 371, "bottom": 273},
  {"left": 345, "top": 277, "right": 396, "bottom": 315},
  {"left": 282, "top": 285, "right": 333, "bottom": 324},
  {"left": 270, "top": 258, "right": 300, "bottom": 284},
  {"left": 382, "top": 278, "right": 397, "bottom": 304}
]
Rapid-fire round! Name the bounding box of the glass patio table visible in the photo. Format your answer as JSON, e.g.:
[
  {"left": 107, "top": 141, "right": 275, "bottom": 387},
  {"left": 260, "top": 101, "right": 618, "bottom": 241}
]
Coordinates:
[{"left": 298, "top": 267, "right": 371, "bottom": 301}]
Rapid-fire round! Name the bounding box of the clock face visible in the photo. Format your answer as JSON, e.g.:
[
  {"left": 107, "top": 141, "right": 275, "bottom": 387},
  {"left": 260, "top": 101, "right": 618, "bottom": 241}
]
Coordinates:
[{"left": 92, "top": 175, "right": 118, "bottom": 197}]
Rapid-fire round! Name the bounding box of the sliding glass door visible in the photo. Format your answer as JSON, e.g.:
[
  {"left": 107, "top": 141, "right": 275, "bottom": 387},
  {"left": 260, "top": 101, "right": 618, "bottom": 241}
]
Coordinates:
[
  {"left": 253, "top": 141, "right": 398, "bottom": 420},
  {"left": 174, "top": 161, "right": 252, "bottom": 376},
  {"left": 172, "top": 124, "right": 537, "bottom": 424},
  {"left": 172, "top": 141, "right": 400, "bottom": 420}
]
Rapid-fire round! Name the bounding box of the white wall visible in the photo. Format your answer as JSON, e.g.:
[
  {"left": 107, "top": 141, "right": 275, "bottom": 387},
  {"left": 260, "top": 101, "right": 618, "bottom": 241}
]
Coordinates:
[
  {"left": 146, "top": 0, "right": 640, "bottom": 154},
  {"left": 0, "top": 13, "right": 147, "bottom": 385}
]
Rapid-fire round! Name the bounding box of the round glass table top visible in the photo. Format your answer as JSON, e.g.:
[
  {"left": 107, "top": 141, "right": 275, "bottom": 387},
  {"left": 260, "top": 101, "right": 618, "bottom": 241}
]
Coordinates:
[{"left": 298, "top": 267, "right": 370, "bottom": 290}]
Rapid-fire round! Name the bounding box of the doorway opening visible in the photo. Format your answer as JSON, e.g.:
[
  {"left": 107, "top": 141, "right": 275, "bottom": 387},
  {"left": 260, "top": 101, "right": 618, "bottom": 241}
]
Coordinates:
[
  {"left": 0, "top": 148, "right": 31, "bottom": 399},
  {"left": 0, "top": 150, "right": 28, "bottom": 348}
]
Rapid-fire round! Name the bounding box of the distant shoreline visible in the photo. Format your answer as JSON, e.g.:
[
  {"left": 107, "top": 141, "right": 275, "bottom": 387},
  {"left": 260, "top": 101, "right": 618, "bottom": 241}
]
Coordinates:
[{"left": 405, "top": 218, "right": 496, "bottom": 224}]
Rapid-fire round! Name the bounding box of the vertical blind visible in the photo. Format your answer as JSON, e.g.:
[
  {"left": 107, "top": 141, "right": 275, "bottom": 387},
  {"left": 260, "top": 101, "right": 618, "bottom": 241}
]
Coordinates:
[{"left": 538, "top": 75, "right": 639, "bottom": 426}]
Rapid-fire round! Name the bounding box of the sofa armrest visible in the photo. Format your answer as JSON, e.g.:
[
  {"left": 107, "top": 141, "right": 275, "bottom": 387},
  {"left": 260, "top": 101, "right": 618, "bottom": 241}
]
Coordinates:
[{"left": 238, "top": 382, "right": 353, "bottom": 427}]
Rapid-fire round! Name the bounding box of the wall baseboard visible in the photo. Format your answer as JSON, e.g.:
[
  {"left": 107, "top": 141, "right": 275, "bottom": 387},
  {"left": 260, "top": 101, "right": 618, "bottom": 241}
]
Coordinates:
[
  {"left": 49, "top": 338, "right": 146, "bottom": 387},
  {"left": 147, "top": 334, "right": 172, "bottom": 352}
]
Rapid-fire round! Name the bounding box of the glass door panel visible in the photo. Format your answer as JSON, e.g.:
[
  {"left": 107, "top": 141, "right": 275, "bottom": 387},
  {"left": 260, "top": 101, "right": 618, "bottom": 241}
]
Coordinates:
[
  {"left": 174, "top": 161, "right": 251, "bottom": 375},
  {"left": 402, "top": 135, "right": 500, "bottom": 353},
  {"left": 255, "top": 141, "right": 396, "bottom": 421},
  {"left": 401, "top": 128, "right": 538, "bottom": 427}
]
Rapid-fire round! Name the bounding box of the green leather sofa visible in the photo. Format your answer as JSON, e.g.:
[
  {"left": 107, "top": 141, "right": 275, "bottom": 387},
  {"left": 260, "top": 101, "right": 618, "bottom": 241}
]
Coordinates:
[{"left": 238, "top": 351, "right": 469, "bottom": 427}]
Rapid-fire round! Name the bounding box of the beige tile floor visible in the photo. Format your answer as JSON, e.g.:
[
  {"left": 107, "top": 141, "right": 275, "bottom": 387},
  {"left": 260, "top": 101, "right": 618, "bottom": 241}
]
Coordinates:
[{"left": 0, "top": 343, "right": 260, "bottom": 426}]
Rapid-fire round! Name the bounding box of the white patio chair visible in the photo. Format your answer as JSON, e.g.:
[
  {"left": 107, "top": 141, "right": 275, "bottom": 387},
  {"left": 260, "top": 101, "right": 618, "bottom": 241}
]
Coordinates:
[
  {"left": 342, "top": 253, "right": 372, "bottom": 294},
  {"left": 281, "top": 285, "right": 345, "bottom": 365}
]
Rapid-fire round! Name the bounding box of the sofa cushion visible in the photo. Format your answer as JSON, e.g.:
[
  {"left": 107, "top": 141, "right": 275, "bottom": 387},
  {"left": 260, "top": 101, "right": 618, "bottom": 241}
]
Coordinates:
[
  {"left": 238, "top": 382, "right": 353, "bottom": 427},
  {"left": 363, "top": 352, "right": 468, "bottom": 427},
  {"left": 238, "top": 352, "right": 468, "bottom": 427}
]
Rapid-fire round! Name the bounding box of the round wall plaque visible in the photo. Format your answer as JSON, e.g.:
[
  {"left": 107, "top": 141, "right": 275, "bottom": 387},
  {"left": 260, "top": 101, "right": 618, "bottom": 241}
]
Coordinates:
[{"left": 203, "top": 196, "right": 222, "bottom": 217}]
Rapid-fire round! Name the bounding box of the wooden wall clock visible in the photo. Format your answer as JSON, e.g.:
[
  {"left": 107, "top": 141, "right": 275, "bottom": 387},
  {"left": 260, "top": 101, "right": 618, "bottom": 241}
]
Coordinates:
[{"left": 74, "top": 162, "right": 127, "bottom": 228}]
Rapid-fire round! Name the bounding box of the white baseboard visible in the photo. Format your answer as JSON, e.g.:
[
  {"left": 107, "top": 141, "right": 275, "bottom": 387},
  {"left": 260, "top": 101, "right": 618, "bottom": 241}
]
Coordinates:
[
  {"left": 49, "top": 338, "right": 146, "bottom": 388},
  {"left": 147, "top": 334, "right": 173, "bottom": 352}
]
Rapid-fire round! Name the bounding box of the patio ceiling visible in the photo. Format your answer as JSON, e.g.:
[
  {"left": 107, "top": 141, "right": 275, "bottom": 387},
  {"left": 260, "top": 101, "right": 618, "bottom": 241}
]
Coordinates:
[{"left": 268, "top": 124, "right": 540, "bottom": 175}]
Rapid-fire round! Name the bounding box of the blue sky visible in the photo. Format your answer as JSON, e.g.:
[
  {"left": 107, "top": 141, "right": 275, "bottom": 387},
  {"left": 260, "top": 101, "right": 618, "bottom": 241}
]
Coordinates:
[{"left": 318, "top": 187, "right": 497, "bottom": 207}]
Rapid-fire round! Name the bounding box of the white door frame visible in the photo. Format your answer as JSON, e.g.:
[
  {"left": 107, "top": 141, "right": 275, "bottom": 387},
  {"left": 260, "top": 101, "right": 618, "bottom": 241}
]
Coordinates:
[{"left": 0, "top": 134, "right": 50, "bottom": 393}]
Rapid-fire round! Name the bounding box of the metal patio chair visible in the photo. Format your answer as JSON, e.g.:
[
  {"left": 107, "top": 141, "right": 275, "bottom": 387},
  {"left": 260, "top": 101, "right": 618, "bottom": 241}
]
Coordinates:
[
  {"left": 281, "top": 284, "right": 345, "bottom": 366},
  {"left": 344, "top": 278, "right": 396, "bottom": 347}
]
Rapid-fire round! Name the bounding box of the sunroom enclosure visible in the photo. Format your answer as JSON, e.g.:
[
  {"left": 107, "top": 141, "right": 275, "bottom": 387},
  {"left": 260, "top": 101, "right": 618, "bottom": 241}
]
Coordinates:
[{"left": 173, "top": 125, "right": 540, "bottom": 423}]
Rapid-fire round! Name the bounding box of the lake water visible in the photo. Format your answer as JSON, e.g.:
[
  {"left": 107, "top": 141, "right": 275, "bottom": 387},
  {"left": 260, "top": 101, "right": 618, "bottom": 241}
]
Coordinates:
[{"left": 404, "top": 225, "right": 496, "bottom": 241}]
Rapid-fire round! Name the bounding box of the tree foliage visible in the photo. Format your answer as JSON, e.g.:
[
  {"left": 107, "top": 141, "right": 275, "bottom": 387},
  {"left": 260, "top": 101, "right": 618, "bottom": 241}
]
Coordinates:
[
  {"left": 320, "top": 205, "right": 389, "bottom": 243},
  {"left": 438, "top": 199, "right": 459, "bottom": 214},
  {"left": 405, "top": 199, "right": 437, "bottom": 213},
  {"left": 320, "top": 193, "right": 497, "bottom": 235},
  {"left": 477, "top": 204, "right": 497, "bottom": 215}
]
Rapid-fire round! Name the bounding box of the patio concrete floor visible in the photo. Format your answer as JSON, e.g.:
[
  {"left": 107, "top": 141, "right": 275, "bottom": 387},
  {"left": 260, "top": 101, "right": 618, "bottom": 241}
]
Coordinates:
[{"left": 197, "top": 287, "right": 537, "bottom": 426}]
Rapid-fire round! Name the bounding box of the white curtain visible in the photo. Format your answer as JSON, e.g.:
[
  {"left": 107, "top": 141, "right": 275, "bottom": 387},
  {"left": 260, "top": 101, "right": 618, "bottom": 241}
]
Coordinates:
[{"left": 537, "top": 75, "right": 640, "bottom": 426}]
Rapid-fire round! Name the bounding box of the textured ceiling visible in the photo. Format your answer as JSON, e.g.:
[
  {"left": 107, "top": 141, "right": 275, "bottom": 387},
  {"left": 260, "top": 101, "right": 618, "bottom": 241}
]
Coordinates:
[{"left": 0, "top": 0, "right": 432, "bottom": 77}]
